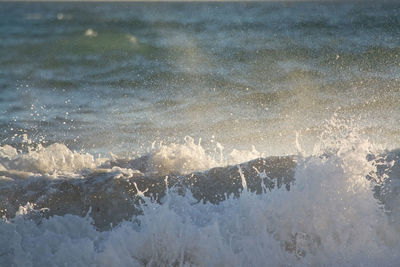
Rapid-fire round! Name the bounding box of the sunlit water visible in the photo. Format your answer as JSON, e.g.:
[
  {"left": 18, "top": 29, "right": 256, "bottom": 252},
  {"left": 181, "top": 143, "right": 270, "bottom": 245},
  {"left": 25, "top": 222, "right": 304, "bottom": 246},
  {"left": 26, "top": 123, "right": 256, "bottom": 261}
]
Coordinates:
[{"left": 1, "top": 1, "right": 400, "bottom": 266}]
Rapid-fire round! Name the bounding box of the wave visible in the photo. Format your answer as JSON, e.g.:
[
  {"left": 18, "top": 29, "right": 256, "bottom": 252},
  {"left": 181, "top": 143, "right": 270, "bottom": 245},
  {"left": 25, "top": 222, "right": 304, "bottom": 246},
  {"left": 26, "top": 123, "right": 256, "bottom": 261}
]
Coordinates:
[
  {"left": 1, "top": 119, "right": 400, "bottom": 265},
  {"left": 0, "top": 137, "right": 277, "bottom": 228}
]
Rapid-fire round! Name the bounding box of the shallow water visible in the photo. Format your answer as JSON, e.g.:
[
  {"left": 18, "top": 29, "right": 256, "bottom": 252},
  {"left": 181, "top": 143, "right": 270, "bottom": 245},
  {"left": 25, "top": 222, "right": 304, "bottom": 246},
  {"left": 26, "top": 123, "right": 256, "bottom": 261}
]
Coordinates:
[{"left": 1, "top": 1, "right": 400, "bottom": 266}]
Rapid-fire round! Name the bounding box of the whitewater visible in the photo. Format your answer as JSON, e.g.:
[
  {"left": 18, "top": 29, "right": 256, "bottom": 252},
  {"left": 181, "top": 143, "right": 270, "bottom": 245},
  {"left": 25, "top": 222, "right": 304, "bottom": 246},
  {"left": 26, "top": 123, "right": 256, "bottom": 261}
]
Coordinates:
[{"left": 1, "top": 117, "right": 399, "bottom": 266}]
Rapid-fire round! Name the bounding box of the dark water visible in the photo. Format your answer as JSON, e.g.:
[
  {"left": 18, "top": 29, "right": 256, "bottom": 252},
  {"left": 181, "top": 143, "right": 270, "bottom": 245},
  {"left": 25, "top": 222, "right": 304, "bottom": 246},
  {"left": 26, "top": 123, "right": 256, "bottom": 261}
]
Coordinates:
[{"left": 1, "top": 2, "right": 400, "bottom": 266}]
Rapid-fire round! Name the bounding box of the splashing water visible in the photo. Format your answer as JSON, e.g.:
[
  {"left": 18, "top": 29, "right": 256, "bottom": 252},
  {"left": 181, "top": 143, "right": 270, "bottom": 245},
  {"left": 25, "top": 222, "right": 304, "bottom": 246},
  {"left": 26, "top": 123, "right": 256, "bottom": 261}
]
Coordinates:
[
  {"left": 0, "top": 143, "right": 104, "bottom": 177},
  {"left": 1, "top": 1, "right": 400, "bottom": 265},
  {"left": 1, "top": 117, "right": 399, "bottom": 266}
]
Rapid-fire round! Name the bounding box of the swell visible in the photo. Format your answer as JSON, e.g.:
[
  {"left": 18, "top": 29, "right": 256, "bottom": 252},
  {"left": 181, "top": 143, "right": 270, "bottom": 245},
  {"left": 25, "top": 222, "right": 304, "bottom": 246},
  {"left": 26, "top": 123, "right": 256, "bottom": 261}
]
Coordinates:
[
  {"left": 0, "top": 155, "right": 296, "bottom": 230},
  {"left": 1, "top": 147, "right": 400, "bottom": 230}
]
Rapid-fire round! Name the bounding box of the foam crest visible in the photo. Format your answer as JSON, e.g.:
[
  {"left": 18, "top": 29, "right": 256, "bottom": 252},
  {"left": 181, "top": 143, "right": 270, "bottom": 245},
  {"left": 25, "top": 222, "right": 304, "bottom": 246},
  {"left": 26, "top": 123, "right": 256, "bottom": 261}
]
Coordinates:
[
  {"left": 1, "top": 136, "right": 265, "bottom": 179},
  {"left": 229, "top": 145, "right": 263, "bottom": 166},
  {"left": 147, "top": 136, "right": 263, "bottom": 175},
  {"left": 1, "top": 118, "right": 399, "bottom": 266},
  {"left": 148, "top": 136, "right": 220, "bottom": 175},
  {"left": 0, "top": 143, "right": 103, "bottom": 176}
]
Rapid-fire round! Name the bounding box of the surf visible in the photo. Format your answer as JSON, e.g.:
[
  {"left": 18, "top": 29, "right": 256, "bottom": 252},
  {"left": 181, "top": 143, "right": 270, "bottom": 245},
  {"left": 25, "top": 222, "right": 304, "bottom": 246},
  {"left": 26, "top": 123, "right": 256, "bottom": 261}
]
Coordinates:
[{"left": 1, "top": 117, "right": 400, "bottom": 266}]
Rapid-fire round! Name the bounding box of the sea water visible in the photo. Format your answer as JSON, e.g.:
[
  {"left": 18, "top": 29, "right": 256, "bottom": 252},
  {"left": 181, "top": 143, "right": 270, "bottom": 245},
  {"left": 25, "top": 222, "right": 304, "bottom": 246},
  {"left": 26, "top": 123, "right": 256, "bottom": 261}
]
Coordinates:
[{"left": 1, "top": 1, "right": 400, "bottom": 266}]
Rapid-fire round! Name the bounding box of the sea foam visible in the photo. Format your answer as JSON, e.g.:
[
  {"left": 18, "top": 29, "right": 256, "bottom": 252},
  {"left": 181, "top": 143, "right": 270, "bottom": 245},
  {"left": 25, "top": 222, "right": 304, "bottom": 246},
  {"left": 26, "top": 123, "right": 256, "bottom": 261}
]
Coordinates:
[{"left": 1, "top": 118, "right": 399, "bottom": 266}]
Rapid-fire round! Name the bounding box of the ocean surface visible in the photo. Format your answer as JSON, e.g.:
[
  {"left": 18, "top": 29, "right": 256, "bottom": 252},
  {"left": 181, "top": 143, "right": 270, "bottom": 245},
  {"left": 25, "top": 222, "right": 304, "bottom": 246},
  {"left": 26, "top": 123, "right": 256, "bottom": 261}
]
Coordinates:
[{"left": 1, "top": 1, "right": 400, "bottom": 266}]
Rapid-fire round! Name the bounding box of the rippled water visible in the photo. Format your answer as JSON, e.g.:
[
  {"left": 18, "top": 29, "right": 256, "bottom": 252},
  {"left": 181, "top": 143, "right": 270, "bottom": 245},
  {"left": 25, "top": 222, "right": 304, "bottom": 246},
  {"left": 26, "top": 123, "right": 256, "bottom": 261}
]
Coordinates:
[
  {"left": 1, "top": 1, "right": 400, "bottom": 156},
  {"left": 1, "top": 1, "right": 400, "bottom": 266}
]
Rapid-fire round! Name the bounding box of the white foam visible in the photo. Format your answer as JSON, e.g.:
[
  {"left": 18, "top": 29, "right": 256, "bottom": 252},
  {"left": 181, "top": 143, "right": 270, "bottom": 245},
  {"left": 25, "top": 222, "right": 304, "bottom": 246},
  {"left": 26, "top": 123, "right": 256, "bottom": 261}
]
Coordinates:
[
  {"left": 147, "top": 136, "right": 263, "bottom": 175},
  {"left": 1, "top": 119, "right": 399, "bottom": 266},
  {"left": 0, "top": 136, "right": 262, "bottom": 180},
  {"left": 126, "top": 33, "right": 138, "bottom": 45},
  {"left": 0, "top": 143, "right": 104, "bottom": 176},
  {"left": 84, "top": 28, "right": 97, "bottom": 37},
  {"left": 148, "top": 136, "right": 220, "bottom": 175}
]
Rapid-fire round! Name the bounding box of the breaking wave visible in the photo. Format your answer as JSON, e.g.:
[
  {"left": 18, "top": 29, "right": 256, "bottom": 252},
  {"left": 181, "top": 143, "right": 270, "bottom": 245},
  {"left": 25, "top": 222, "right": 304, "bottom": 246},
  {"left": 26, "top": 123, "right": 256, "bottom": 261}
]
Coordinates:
[{"left": 1, "top": 118, "right": 400, "bottom": 266}]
